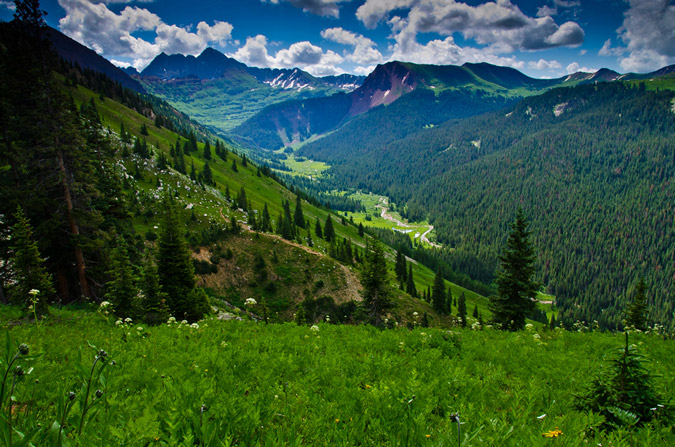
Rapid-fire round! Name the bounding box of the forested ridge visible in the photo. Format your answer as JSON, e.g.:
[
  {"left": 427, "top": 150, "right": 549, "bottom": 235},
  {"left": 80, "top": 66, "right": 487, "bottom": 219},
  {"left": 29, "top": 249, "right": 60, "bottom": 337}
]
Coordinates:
[{"left": 300, "top": 82, "right": 675, "bottom": 330}]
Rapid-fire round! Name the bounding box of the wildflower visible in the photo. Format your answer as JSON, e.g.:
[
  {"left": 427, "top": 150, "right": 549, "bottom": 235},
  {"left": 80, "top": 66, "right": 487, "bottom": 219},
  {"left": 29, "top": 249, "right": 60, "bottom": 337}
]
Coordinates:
[
  {"left": 180, "top": 320, "right": 188, "bottom": 325},
  {"left": 537, "top": 414, "right": 547, "bottom": 420},
  {"left": 335, "top": 419, "right": 340, "bottom": 423},
  {"left": 190, "top": 323, "right": 200, "bottom": 329},
  {"left": 542, "top": 428, "right": 563, "bottom": 438},
  {"left": 365, "top": 384, "right": 372, "bottom": 389},
  {"left": 325, "top": 315, "right": 331, "bottom": 323},
  {"left": 413, "top": 311, "right": 419, "bottom": 317},
  {"left": 29, "top": 289, "right": 40, "bottom": 296},
  {"left": 124, "top": 317, "right": 133, "bottom": 323},
  {"left": 425, "top": 435, "right": 431, "bottom": 438},
  {"left": 18, "top": 344, "right": 30, "bottom": 355},
  {"left": 525, "top": 323, "right": 534, "bottom": 331},
  {"left": 220, "top": 341, "right": 228, "bottom": 348},
  {"left": 99, "top": 301, "right": 111, "bottom": 308},
  {"left": 167, "top": 316, "right": 176, "bottom": 324},
  {"left": 115, "top": 319, "right": 123, "bottom": 326},
  {"left": 533, "top": 333, "right": 541, "bottom": 340},
  {"left": 95, "top": 389, "right": 104, "bottom": 398},
  {"left": 137, "top": 326, "right": 144, "bottom": 332},
  {"left": 68, "top": 391, "right": 77, "bottom": 401},
  {"left": 310, "top": 325, "right": 319, "bottom": 332}
]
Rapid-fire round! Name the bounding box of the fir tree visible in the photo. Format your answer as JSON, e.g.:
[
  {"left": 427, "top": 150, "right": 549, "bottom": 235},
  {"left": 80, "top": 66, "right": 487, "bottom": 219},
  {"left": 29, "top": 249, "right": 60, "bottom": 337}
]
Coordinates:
[
  {"left": 306, "top": 228, "right": 313, "bottom": 247},
  {"left": 141, "top": 256, "right": 169, "bottom": 325},
  {"left": 549, "top": 313, "right": 557, "bottom": 330},
  {"left": 324, "top": 215, "right": 335, "bottom": 242},
  {"left": 9, "top": 206, "right": 54, "bottom": 315},
  {"left": 446, "top": 285, "right": 453, "bottom": 314},
  {"left": 105, "top": 236, "right": 139, "bottom": 319},
  {"left": 361, "top": 241, "right": 392, "bottom": 326},
  {"left": 489, "top": 208, "right": 538, "bottom": 331},
  {"left": 190, "top": 160, "right": 197, "bottom": 181},
  {"left": 625, "top": 277, "right": 649, "bottom": 330},
  {"left": 394, "top": 249, "right": 406, "bottom": 286},
  {"left": 406, "top": 264, "right": 417, "bottom": 297},
  {"left": 472, "top": 303, "right": 479, "bottom": 319},
  {"left": 261, "top": 203, "right": 271, "bottom": 232},
  {"left": 432, "top": 269, "right": 446, "bottom": 314},
  {"left": 140, "top": 123, "right": 149, "bottom": 136},
  {"left": 202, "top": 162, "right": 213, "bottom": 185},
  {"left": 241, "top": 154, "right": 248, "bottom": 167},
  {"left": 458, "top": 292, "right": 467, "bottom": 327},
  {"left": 280, "top": 200, "right": 295, "bottom": 240},
  {"left": 315, "top": 218, "right": 323, "bottom": 239},
  {"left": 203, "top": 140, "right": 211, "bottom": 160},
  {"left": 293, "top": 195, "right": 305, "bottom": 228},
  {"left": 237, "top": 187, "right": 247, "bottom": 211},
  {"left": 231, "top": 159, "right": 238, "bottom": 172},
  {"left": 157, "top": 199, "right": 201, "bottom": 321},
  {"left": 358, "top": 222, "right": 364, "bottom": 237}
]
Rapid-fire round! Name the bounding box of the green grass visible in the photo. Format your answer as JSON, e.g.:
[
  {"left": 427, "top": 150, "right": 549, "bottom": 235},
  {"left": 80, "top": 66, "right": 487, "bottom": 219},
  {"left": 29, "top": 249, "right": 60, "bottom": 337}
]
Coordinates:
[{"left": 1, "top": 309, "right": 673, "bottom": 445}]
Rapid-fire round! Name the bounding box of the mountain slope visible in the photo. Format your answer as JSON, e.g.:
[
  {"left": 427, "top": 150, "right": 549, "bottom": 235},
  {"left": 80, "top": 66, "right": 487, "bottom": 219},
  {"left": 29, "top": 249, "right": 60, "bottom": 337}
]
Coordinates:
[
  {"left": 299, "top": 81, "right": 675, "bottom": 330},
  {"left": 44, "top": 26, "right": 146, "bottom": 93}
]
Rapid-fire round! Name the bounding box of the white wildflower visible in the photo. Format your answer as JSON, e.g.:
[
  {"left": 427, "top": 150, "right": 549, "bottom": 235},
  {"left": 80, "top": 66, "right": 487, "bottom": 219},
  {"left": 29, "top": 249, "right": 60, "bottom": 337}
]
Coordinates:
[
  {"left": 310, "top": 325, "right": 319, "bottom": 332},
  {"left": 124, "top": 317, "right": 133, "bottom": 323},
  {"left": 245, "top": 298, "right": 257, "bottom": 307},
  {"left": 190, "top": 323, "right": 200, "bottom": 329}
]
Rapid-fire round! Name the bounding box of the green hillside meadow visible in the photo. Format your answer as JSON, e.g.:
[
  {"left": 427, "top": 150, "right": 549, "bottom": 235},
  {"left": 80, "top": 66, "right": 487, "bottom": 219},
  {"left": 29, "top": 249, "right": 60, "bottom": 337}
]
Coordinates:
[{"left": 1, "top": 310, "right": 673, "bottom": 445}]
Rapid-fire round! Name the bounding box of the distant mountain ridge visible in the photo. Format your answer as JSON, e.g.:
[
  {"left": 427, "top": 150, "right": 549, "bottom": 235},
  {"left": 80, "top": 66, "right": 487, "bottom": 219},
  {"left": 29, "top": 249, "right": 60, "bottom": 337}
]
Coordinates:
[
  {"left": 140, "top": 47, "right": 365, "bottom": 92},
  {"left": 232, "top": 59, "right": 675, "bottom": 151}
]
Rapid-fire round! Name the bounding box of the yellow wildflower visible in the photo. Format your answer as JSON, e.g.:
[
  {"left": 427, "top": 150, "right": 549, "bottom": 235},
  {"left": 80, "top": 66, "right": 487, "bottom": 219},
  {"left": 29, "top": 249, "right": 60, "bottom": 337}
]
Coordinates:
[{"left": 542, "top": 428, "right": 563, "bottom": 438}]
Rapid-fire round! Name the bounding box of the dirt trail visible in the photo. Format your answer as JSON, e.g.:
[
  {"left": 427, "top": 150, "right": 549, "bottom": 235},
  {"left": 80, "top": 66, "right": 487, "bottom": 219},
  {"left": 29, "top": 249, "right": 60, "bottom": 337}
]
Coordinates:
[
  {"left": 375, "top": 200, "right": 441, "bottom": 248},
  {"left": 218, "top": 207, "right": 363, "bottom": 302}
]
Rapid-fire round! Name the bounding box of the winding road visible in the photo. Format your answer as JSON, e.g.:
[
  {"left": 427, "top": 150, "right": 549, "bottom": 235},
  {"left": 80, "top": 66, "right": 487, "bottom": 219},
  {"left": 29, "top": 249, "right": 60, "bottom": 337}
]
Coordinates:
[{"left": 375, "top": 199, "right": 441, "bottom": 248}]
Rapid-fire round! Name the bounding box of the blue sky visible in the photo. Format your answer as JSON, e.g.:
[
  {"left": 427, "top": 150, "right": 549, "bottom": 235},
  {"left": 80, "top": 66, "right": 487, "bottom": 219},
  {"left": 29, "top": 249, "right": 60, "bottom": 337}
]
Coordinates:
[{"left": 2, "top": 0, "right": 674, "bottom": 78}]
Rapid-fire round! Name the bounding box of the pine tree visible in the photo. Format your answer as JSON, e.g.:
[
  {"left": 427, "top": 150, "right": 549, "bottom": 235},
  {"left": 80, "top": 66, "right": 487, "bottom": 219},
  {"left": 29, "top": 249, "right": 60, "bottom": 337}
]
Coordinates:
[
  {"left": 202, "top": 162, "right": 213, "bottom": 185},
  {"left": 203, "top": 140, "right": 211, "bottom": 160},
  {"left": 361, "top": 241, "right": 392, "bottom": 326},
  {"left": 324, "top": 215, "right": 335, "bottom": 242},
  {"left": 432, "top": 269, "right": 446, "bottom": 314},
  {"left": 472, "top": 303, "right": 479, "bottom": 319},
  {"left": 231, "top": 159, "right": 238, "bottom": 172},
  {"left": 141, "top": 256, "right": 169, "bottom": 325},
  {"left": 315, "top": 218, "right": 323, "bottom": 239},
  {"left": 190, "top": 160, "right": 197, "bottom": 180},
  {"left": 394, "top": 249, "right": 406, "bottom": 286},
  {"left": 157, "top": 199, "right": 202, "bottom": 321},
  {"left": 261, "top": 203, "right": 271, "bottom": 232},
  {"left": 306, "top": 228, "right": 313, "bottom": 247},
  {"left": 293, "top": 195, "right": 305, "bottom": 229},
  {"left": 406, "top": 264, "right": 417, "bottom": 297},
  {"left": 446, "top": 285, "right": 452, "bottom": 314},
  {"left": 9, "top": 207, "right": 54, "bottom": 315},
  {"left": 105, "top": 236, "right": 139, "bottom": 319},
  {"left": 458, "top": 292, "right": 467, "bottom": 327},
  {"left": 237, "top": 187, "right": 248, "bottom": 211},
  {"left": 241, "top": 154, "right": 248, "bottom": 167},
  {"left": 140, "top": 123, "right": 149, "bottom": 136},
  {"left": 358, "top": 222, "right": 364, "bottom": 237},
  {"left": 280, "top": 200, "right": 295, "bottom": 240},
  {"left": 489, "top": 208, "right": 538, "bottom": 331},
  {"left": 625, "top": 277, "right": 649, "bottom": 330}
]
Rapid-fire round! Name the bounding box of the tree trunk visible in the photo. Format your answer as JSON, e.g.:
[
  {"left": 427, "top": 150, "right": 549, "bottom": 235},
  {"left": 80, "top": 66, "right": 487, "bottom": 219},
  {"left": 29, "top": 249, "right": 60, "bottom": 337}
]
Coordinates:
[{"left": 57, "top": 149, "right": 90, "bottom": 299}]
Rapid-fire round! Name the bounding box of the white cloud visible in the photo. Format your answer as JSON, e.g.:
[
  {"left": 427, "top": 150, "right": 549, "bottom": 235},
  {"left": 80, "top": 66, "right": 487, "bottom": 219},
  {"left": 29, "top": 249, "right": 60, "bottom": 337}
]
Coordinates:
[
  {"left": 566, "top": 61, "right": 596, "bottom": 74},
  {"left": 598, "top": 38, "right": 625, "bottom": 57},
  {"left": 261, "top": 0, "right": 354, "bottom": 17},
  {"left": 321, "top": 27, "right": 384, "bottom": 65},
  {"left": 0, "top": 0, "right": 16, "bottom": 11},
  {"left": 528, "top": 58, "right": 562, "bottom": 71},
  {"left": 357, "top": 0, "right": 584, "bottom": 52},
  {"left": 232, "top": 34, "right": 344, "bottom": 76},
  {"left": 536, "top": 5, "right": 556, "bottom": 17},
  {"left": 617, "top": 0, "right": 675, "bottom": 72},
  {"left": 354, "top": 65, "right": 376, "bottom": 75},
  {"left": 57, "top": 0, "right": 233, "bottom": 70}
]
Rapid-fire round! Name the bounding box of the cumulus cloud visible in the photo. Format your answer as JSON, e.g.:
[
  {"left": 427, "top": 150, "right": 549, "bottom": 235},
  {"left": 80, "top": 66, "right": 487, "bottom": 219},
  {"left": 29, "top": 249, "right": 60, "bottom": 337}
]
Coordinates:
[
  {"left": 356, "top": 0, "right": 584, "bottom": 66},
  {"left": 321, "top": 27, "right": 384, "bottom": 64},
  {"left": 617, "top": 0, "right": 675, "bottom": 72},
  {"left": 57, "top": 0, "right": 233, "bottom": 70},
  {"left": 566, "top": 61, "right": 596, "bottom": 74},
  {"left": 232, "top": 34, "right": 344, "bottom": 76},
  {"left": 528, "top": 58, "right": 562, "bottom": 71},
  {"left": 262, "top": 0, "right": 354, "bottom": 17}
]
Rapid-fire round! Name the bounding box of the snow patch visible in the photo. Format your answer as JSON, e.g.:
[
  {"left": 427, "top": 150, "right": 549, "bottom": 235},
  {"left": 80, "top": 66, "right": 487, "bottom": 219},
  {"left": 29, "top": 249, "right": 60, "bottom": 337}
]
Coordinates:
[{"left": 383, "top": 89, "right": 391, "bottom": 98}]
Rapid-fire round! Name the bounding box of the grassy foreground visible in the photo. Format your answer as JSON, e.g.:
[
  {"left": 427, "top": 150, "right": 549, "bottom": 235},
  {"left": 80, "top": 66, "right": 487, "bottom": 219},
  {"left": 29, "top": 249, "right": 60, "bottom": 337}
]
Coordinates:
[{"left": 1, "top": 309, "right": 673, "bottom": 446}]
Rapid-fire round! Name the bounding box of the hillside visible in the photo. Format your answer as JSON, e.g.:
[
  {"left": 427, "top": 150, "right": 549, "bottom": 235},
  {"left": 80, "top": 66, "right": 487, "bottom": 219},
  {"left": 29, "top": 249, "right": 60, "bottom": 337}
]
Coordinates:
[
  {"left": 2, "top": 310, "right": 673, "bottom": 445},
  {"left": 299, "top": 82, "right": 675, "bottom": 330}
]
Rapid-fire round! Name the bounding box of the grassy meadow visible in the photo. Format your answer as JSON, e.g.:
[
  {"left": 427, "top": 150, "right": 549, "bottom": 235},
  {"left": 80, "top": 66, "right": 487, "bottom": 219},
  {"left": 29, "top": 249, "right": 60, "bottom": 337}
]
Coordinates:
[{"left": 1, "top": 309, "right": 673, "bottom": 446}]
